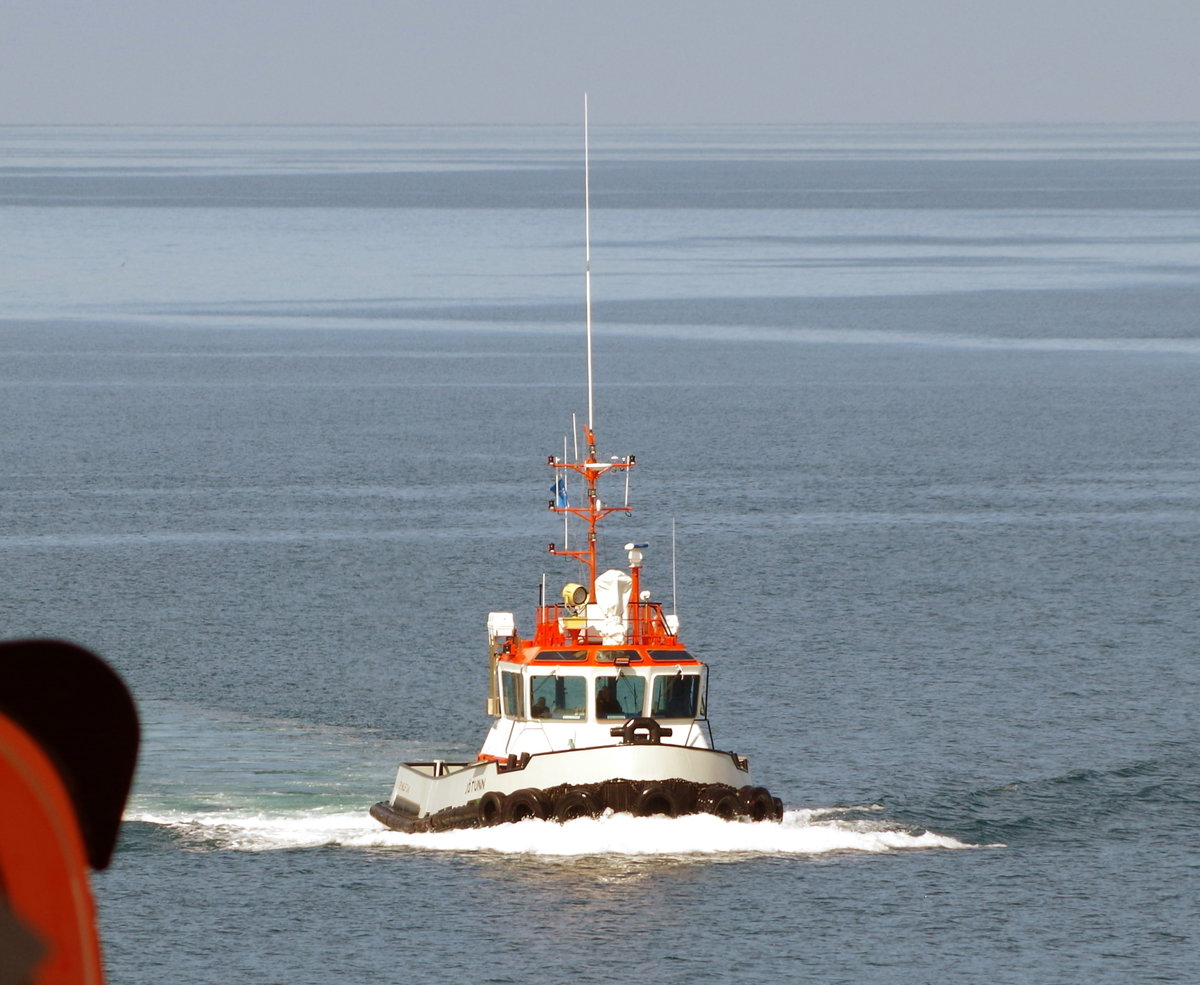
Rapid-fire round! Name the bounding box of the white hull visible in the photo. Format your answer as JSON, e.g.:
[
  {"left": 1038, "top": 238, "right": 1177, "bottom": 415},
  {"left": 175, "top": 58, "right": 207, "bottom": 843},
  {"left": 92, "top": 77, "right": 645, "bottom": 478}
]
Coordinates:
[{"left": 371, "top": 741, "right": 779, "bottom": 832}]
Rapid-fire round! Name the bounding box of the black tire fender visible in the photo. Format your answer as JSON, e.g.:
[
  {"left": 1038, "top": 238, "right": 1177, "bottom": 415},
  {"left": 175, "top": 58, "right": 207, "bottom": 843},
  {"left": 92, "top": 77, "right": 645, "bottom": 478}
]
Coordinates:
[
  {"left": 696, "top": 783, "right": 741, "bottom": 819},
  {"left": 632, "top": 784, "right": 681, "bottom": 818},
  {"left": 553, "top": 789, "right": 603, "bottom": 822},
  {"left": 738, "top": 785, "right": 776, "bottom": 822},
  {"left": 503, "top": 788, "right": 551, "bottom": 823},
  {"left": 477, "top": 791, "right": 506, "bottom": 827}
]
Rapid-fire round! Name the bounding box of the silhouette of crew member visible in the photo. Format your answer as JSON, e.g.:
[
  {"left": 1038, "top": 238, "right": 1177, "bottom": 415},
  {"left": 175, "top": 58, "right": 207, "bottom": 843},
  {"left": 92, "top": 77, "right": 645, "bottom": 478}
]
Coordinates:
[{"left": 595, "top": 685, "right": 622, "bottom": 718}]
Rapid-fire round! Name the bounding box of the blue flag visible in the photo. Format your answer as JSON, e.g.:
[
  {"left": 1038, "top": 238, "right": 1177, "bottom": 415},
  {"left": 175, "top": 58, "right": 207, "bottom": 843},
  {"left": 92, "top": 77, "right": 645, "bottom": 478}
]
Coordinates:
[{"left": 552, "top": 476, "right": 568, "bottom": 509}]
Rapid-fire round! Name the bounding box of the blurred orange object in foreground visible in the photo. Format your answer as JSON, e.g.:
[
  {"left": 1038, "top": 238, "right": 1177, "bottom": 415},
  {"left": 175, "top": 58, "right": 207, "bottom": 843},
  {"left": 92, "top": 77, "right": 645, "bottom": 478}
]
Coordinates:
[{"left": 0, "top": 641, "right": 139, "bottom": 985}]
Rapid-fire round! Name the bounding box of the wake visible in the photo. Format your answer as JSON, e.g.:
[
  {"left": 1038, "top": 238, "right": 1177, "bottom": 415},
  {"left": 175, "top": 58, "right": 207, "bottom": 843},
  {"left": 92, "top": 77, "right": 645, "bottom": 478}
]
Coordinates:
[{"left": 126, "top": 806, "right": 982, "bottom": 856}]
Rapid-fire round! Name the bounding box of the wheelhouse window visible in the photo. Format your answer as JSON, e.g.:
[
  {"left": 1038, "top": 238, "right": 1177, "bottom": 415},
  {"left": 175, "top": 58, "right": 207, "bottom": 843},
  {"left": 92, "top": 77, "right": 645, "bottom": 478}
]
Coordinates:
[
  {"left": 651, "top": 674, "right": 701, "bottom": 719},
  {"left": 534, "top": 649, "right": 588, "bottom": 661},
  {"left": 596, "top": 649, "right": 642, "bottom": 664},
  {"left": 594, "top": 675, "right": 645, "bottom": 720},
  {"left": 530, "top": 675, "right": 586, "bottom": 720},
  {"left": 649, "top": 649, "right": 697, "bottom": 663},
  {"left": 501, "top": 671, "right": 524, "bottom": 718}
]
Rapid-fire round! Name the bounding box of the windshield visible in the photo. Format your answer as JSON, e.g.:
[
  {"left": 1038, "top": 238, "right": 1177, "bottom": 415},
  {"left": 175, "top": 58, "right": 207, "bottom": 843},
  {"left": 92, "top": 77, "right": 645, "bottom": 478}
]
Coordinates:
[
  {"left": 530, "top": 675, "right": 586, "bottom": 720},
  {"left": 501, "top": 671, "right": 524, "bottom": 718},
  {"left": 650, "top": 674, "right": 701, "bottom": 719},
  {"left": 594, "top": 675, "right": 645, "bottom": 720}
]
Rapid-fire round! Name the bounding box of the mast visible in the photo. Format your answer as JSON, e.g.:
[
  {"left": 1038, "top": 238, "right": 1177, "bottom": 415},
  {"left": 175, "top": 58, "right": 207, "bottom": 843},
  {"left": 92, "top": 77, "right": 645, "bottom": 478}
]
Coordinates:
[
  {"left": 547, "top": 450, "right": 633, "bottom": 597},
  {"left": 584, "top": 92, "right": 595, "bottom": 436},
  {"left": 547, "top": 96, "right": 634, "bottom": 598}
]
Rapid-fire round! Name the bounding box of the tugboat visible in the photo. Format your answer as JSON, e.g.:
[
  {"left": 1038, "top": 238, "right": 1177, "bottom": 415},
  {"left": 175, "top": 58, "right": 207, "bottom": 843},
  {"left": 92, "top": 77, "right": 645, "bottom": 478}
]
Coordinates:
[{"left": 370, "top": 105, "right": 782, "bottom": 834}]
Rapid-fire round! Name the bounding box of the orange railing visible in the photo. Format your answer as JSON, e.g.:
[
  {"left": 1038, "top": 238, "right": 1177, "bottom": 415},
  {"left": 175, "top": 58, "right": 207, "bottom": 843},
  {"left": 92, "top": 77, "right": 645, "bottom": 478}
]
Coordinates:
[{"left": 531, "top": 602, "right": 679, "bottom": 647}]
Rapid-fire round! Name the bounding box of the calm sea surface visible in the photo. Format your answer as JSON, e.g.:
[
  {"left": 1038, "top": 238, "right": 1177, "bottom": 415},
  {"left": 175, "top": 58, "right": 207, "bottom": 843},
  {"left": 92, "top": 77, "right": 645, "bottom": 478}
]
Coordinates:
[{"left": 2, "top": 123, "right": 1199, "bottom": 983}]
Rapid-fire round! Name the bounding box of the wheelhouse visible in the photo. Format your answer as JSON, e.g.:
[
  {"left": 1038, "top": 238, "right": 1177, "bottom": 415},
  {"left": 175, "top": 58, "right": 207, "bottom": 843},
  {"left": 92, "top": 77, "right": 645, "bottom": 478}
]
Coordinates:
[
  {"left": 480, "top": 627, "right": 715, "bottom": 760},
  {"left": 495, "top": 650, "right": 708, "bottom": 725}
]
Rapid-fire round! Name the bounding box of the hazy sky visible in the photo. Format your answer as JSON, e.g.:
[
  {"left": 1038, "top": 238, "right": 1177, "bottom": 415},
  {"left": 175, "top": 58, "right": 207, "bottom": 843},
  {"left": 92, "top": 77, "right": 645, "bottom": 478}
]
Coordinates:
[{"left": 3, "top": 0, "right": 1198, "bottom": 125}]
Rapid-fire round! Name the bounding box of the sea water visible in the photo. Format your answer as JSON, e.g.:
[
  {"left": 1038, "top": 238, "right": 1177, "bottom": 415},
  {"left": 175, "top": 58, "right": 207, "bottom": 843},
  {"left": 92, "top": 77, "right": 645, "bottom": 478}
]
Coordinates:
[{"left": 2, "top": 123, "right": 1199, "bottom": 983}]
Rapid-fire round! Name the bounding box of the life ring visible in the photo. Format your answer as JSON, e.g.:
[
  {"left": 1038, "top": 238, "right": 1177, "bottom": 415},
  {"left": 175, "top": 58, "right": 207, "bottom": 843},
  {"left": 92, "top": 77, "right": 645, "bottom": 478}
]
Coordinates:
[
  {"left": 477, "top": 791, "right": 506, "bottom": 827},
  {"left": 696, "top": 783, "right": 741, "bottom": 819},
  {"left": 503, "top": 788, "right": 551, "bottom": 823},
  {"left": 553, "top": 789, "right": 602, "bottom": 822},
  {"left": 612, "top": 717, "right": 670, "bottom": 746},
  {"left": 632, "top": 784, "right": 681, "bottom": 817},
  {"left": 738, "top": 785, "right": 776, "bottom": 822}
]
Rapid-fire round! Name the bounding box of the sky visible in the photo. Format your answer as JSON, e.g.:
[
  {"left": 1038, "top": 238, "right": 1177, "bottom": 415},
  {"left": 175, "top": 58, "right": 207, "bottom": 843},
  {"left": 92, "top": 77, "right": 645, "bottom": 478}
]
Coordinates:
[{"left": 2, "top": 0, "right": 1198, "bottom": 125}]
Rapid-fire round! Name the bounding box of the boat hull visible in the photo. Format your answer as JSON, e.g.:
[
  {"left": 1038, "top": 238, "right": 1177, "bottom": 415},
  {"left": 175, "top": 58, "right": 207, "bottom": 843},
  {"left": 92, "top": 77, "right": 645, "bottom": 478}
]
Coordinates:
[{"left": 370, "top": 743, "right": 782, "bottom": 833}]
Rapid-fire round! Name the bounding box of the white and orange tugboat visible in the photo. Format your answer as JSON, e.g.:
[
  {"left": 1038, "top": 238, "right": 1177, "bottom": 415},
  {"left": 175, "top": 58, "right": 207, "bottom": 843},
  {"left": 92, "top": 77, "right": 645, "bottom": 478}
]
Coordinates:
[{"left": 370, "top": 104, "right": 782, "bottom": 834}]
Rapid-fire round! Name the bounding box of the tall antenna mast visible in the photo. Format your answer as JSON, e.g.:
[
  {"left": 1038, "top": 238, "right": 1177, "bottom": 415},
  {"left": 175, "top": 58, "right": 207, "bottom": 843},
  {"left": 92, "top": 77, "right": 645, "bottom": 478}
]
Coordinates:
[
  {"left": 584, "top": 92, "right": 594, "bottom": 433},
  {"left": 546, "top": 96, "right": 633, "bottom": 596}
]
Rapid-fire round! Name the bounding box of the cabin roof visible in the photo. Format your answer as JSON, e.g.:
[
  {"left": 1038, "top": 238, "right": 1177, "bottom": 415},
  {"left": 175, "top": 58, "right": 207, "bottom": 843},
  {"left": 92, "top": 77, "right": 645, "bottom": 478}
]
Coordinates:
[{"left": 497, "top": 645, "right": 700, "bottom": 669}]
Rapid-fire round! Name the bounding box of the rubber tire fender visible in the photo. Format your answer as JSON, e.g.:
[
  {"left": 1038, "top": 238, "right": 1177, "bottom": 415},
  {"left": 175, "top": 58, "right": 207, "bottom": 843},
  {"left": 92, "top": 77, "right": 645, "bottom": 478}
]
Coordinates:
[
  {"left": 738, "top": 785, "right": 776, "bottom": 822},
  {"left": 504, "top": 788, "right": 551, "bottom": 823},
  {"left": 632, "top": 784, "right": 681, "bottom": 818},
  {"left": 477, "top": 791, "right": 506, "bottom": 827},
  {"left": 553, "top": 789, "right": 603, "bottom": 823},
  {"left": 696, "top": 783, "right": 742, "bottom": 819}
]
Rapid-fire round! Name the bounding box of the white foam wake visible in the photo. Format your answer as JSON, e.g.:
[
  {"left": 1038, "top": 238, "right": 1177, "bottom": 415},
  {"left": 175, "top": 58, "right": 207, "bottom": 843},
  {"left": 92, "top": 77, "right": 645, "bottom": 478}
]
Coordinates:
[{"left": 127, "top": 807, "right": 979, "bottom": 856}]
